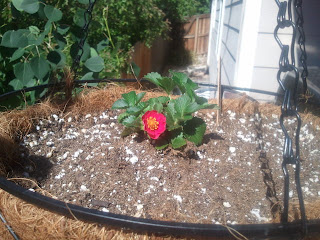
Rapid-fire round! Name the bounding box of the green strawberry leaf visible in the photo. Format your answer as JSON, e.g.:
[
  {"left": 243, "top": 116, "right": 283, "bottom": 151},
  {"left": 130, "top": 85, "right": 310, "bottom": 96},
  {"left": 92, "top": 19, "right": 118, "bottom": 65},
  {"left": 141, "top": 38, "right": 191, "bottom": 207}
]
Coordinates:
[
  {"left": 171, "top": 132, "right": 187, "bottom": 149},
  {"left": 122, "top": 91, "right": 137, "bottom": 107},
  {"left": 121, "top": 127, "right": 139, "bottom": 137},
  {"left": 159, "top": 77, "right": 176, "bottom": 95},
  {"left": 144, "top": 72, "right": 162, "bottom": 87},
  {"left": 112, "top": 99, "right": 128, "bottom": 109},
  {"left": 155, "top": 138, "right": 169, "bottom": 150},
  {"left": 136, "top": 92, "right": 146, "bottom": 103},
  {"left": 183, "top": 117, "right": 206, "bottom": 146}
]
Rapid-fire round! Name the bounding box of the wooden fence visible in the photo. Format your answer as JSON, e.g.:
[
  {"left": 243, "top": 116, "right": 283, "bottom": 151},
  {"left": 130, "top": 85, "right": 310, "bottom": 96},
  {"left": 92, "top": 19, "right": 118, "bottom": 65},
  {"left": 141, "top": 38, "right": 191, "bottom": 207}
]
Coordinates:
[{"left": 183, "top": 13, "right": 211, "bottom": 55}]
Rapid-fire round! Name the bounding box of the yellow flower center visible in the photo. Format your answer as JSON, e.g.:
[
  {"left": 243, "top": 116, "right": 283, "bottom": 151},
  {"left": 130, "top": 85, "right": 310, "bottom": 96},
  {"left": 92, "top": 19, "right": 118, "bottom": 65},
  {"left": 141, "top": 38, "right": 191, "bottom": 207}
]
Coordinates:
[{"left": 147, "top": 117, "right": 159, "bottom": 130}]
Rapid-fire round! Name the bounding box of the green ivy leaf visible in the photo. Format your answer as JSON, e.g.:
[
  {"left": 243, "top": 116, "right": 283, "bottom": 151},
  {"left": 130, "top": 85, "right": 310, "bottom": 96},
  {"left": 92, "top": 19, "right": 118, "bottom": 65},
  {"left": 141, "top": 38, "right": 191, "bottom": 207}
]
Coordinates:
[
  {"left": 183, "top": 117, "right": 206, "bottom": 146},
  {"left": 20, "top": 0, "right": 39, "bottom": 14},
  {"left": 73, "top": 9, "right": 85, "bottom": 27},
  {"left": 97, "top": 39, "right": 109, "bottom": 53},
  {"left": 90, "top": 47, "right": 98, "bottom": 57},
  {"left": 14, "top": 62, "right": 34, "bottom": 86},
  {"left": 57, "top": 24, "right": 70, "bottom": 35},
  {"left": 84, "top": 56, "right": 104, "bottom": 72},
  {"left": 70, "top": 42, "right": 90, "bottom": 62},
  {"left": 78, "top": 0, "right": 89, "bottom": 4},
  {"left": 80, "top": 72, "right": 98, "bottom": 87},
  {"left": 29, "top": 26, "right": 40, "bottom": 35},
  {"left": 47, "top": 50, "right": 65, "bottom": 69},
  {"left": 12, "top": 0, "right": 23, "bottom": 11},
  {"left": 171, "top": 132, "right": 187, "bottom": 149},
  {"left": 1, "top": 30, "right": 29, "bottom": 48},
  {"left": 10, "top": 48, "right": 25, "bottom": 62},
  {"left": 9, "top": 79, "right": 23, "bottom": 90},
  {"left": 30, "top": 56, "right": 50, "bottom": 79},
  {"left": 144, "top": 72, "right": 162, "bottom": 87},
  {"left": 112, "top": 99, "right": 128, "bottom": 109},
  {"left": 44, "top": 5, "right": 62, "bottom": 22}
]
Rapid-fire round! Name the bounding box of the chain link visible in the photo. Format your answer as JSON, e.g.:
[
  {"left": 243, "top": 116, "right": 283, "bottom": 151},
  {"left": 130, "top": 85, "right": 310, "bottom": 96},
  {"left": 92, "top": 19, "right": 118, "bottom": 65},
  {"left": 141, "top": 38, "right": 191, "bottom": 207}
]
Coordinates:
[
  {"left": 294, "top": 0, "right": 308, "bottom": 95},
  {"left": 274, "top": 0, "right": 307, "bottom": 235},
  {"left": 71, "top": 0, "right": 98, "bottom": 80}
]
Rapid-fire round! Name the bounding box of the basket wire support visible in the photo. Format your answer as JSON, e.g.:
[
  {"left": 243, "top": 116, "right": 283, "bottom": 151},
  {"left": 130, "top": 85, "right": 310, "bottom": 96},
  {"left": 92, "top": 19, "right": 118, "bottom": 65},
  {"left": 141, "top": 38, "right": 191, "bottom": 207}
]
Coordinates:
[
  {"left": 274, "top": 0, "right": 307, "bottom": 235},
  {"left": 71, "top": 0, "right": 98, "bottom": 80}
]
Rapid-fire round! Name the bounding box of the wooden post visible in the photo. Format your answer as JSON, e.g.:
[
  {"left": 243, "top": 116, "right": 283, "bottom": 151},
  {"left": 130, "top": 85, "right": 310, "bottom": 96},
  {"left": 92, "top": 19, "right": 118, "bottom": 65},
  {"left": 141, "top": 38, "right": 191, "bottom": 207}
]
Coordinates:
[
  {"left": 194, "top": 16, "right": 200, "bottom": 54},
  {"left": 216, "top": 57, "right": 222, "bottom": 126}
]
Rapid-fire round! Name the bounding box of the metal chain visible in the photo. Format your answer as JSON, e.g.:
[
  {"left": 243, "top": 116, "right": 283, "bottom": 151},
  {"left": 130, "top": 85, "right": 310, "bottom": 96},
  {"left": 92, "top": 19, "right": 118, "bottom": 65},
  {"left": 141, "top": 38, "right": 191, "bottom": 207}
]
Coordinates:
[
  {"left": 71, "top": 0, "right": 98, "bottom": 80},
  {"left": 294, "top": 0, "right": 308, "bottom": 95},
  {"left": 273, "top": 0, "right": 307, "bottom": 235}
]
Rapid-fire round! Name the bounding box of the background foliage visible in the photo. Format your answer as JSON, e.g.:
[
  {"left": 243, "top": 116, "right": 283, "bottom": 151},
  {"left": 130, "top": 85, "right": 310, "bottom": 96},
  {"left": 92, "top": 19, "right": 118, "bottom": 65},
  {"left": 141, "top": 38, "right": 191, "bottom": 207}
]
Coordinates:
[{"left": 0, "top": 0, "right": 210, "bottom": 109}]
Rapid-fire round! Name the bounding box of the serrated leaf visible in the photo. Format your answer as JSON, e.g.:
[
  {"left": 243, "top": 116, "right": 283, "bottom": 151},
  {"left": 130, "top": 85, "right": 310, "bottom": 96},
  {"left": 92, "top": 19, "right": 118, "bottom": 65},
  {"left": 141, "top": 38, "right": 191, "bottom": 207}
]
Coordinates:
[
  {"left": 122, "top": 115, "right": 137, "bottom": 127},
  {"left": 121, "top": 127, "right": 138, "bottom": 137},
  {"left": 44, "top": 5, "right": 62, "bottom": 22},
  {"left": 9, "top": 79, "right": 23, "bottom": 90},
  {"left": 112, "top": 99, "right": 128, "bottom": 109},
  {"left": 144, "top": 72, "right": 162, "bottom": 87},
  {"left": 136, "top": 92, "right": 146, "bottom": 103},
  {"left": 30, "top": 56, "right": 50, "bottom": 79},
  {"left": 84, "top": 56, "right": 104, "bottom": 72},
  {"left": 1, "top": 30, "right": 29, "bottom": 48},
  {"left": 155, "top": 138, "right": 169, "bottom": 150},
  {"left": 10, "top": 48, "right": 25, "bottom": 62},
  {"left": 122, "top": 91, "right": 137, "bottom": 107},
  {"left": 127, "top": 106, "right": 143, "bottom": 114},
  {"left": 183, "top": 117, "right": 206, "bottom": 146},
  {"left": 118, "top": 112, "right": 131, "bottom": 123},
  {"left": 20, "top": 0, "right": 39, "bottom": 14},
  {"left": 171, "top": 132, "right": 187, "bottom": 149},
  {"left": 14, "top": 62, "right": 34, "bottom": 86},
  {"left": 174, "top": 94, "right": 191, "bottom": 118},
  {"left": 160, "top": 77, "right": 176, "bottom": 95}
]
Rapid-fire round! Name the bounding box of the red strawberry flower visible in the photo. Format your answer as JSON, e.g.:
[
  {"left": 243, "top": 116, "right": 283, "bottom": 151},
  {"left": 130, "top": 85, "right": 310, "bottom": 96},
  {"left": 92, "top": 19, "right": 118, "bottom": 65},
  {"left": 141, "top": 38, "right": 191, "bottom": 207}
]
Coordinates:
[{"left": 142, "top": 110, "right": 166, "bottom": 139}]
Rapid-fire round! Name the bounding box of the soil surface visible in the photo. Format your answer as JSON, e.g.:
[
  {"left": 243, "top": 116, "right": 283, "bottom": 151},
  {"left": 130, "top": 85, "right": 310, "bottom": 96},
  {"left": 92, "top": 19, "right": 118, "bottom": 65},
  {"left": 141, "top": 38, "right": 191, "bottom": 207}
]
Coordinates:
[{"left": 11, "top": 107, "right": 320, "bottom": 225}]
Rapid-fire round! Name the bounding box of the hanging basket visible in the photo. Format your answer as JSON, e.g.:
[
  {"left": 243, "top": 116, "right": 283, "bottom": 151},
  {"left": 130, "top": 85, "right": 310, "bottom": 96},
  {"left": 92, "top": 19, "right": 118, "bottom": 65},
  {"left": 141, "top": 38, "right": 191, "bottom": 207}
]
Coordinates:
[{"left": 0, "top": 80, "right": 320, "bottom": 240}]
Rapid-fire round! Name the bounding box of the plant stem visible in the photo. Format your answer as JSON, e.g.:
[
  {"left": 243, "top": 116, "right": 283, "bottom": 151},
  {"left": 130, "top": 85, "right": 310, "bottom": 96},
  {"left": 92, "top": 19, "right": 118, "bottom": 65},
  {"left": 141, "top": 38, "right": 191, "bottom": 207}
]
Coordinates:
[{"left": 103, "top": 7, "right": 120, "bottom": 66}]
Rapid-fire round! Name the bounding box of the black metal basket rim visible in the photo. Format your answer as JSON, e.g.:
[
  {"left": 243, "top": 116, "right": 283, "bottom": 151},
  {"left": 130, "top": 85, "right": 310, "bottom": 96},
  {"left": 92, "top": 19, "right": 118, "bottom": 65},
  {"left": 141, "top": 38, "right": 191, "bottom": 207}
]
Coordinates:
[
  {"left": 0, "top": 78, "right": 319, "bottom": 238},
  {"left": 0, "top": 177, "right": 320, "bottom": 238}
]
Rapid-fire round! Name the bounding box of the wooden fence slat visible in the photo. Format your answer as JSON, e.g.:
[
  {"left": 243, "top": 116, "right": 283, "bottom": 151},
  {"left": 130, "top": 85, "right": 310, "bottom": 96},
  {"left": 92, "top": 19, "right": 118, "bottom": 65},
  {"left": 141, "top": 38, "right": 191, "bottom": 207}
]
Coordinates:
[{"left": 183, "top": 13, "right": 211, "bottom": 55}]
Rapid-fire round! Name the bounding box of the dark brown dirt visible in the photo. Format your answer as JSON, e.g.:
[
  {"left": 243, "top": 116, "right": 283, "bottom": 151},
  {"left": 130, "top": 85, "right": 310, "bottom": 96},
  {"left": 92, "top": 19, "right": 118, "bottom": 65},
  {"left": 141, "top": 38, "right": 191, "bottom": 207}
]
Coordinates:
[{"left": 9, "top": 105, "right": 320, "bottom": 226}]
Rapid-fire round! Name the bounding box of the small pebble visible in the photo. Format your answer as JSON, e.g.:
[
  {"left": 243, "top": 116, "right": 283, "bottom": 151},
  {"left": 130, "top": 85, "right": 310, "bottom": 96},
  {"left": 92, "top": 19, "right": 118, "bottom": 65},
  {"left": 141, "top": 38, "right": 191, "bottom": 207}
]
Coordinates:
[{"left": 223, "top": 202, "right": 231, "bottom": 208}]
